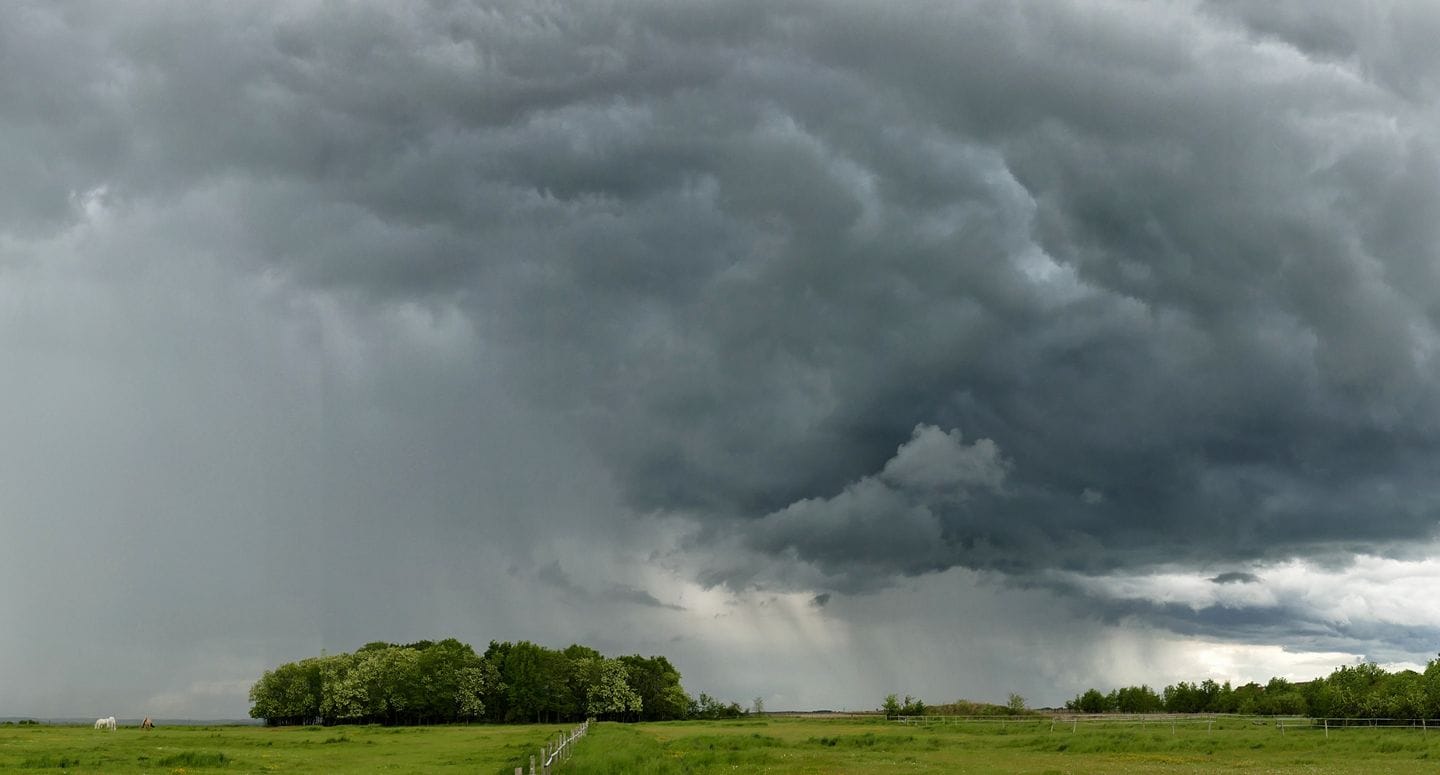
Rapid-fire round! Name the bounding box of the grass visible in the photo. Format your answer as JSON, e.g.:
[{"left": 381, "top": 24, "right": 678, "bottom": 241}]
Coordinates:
[
  {"left": 0, "top": 722, "right": 571, "bottom": 774},
  {"left": 565, "top": 716, "right": 1440, "bottom": 774},
  {"left": 4, "top": 716, "right": 1440, "bottom": 773}
]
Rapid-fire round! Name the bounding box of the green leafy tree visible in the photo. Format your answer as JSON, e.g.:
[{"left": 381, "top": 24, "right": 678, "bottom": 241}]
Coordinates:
[
  {"left": 1076, "top": 688, "right": 1110, "bottom": 714},
  {"left": 481, "top": 641, "right": 513, "bottom": 722},
  {"left": 502, "top": 641, "right": 550, "bottom": 723},
  {"left": 455, "top": 662, "right": 496, "bottom": 721},
  {"left": 1113, "top": 685, "right": 1162, "bottom": 713},
  {"left": 413, "top": 638, "right": 481, "bottom": 723},
  {"left": 319, "top": 653, "right": 366, "bottom": 724},
  {"left": 250, "top": 636, "right": 698, "bottom": 726},
  {"left": 248, "top": 659, "right": 322, "bottom": 726},
  {"left": 586, "top": 659, "right": 643, "bottom": 720},
  {"left": 358, "top": 646, "right": 421, "bottom": 724},
  {"left": 694, "top": 692, "right": 744, "bottom": 719},
  {"left": 617, "top": 655, "right": 689, "bottom": 721}
]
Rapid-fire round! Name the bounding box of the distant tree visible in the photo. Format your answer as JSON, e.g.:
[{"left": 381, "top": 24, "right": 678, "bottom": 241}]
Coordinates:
[
  {"left": 1233, "top": 682, "right": 1264, "bottom": 714},
  {"left": 251, "top": 637, "right": 697, "bottom": 726},
  {"left": 481, "top": 641, "right": 513, "bottom": 722},
  {"left": 1164, "top": 682, "right": 1205, "bottom": 713},
  {"left": 693, "top": 692, "right": 745, "bottom": 719},
  {"left": 1423, "top": 657, "right": 1440, "bottom": 719},
  {"left": 413, "top": 638, "right": 482, "bottom": 723},
  {"left": 1113, "top": 685, "right": 1162, "bottom": 713},
  {"left": 586, "top": 659, "right": 643, "bottom": 720},
  {"left": 617, "top": 655, "right": 689, "bottom": 721},
  {"left": 358, "top": 646, "right": 421, "bottom": 724},
  {"left": 318, "top": 653, "right": 366, "bottom": 724},
  {"left": 658, "top": 683, "right": 695, "bottom": 721},
  {"left": 503, "top": 641, "right": 552, "bottom": 723},
  {"left": 249, "top": 659, "right": 322, "bottom": 726},
  {"left": 882, "top": 694, "right": 901, "bottom": 718},
  {"left": 752, "top": 696, "right": 765, "bottom": 716},
  {"left": 455, "top": 662, "right": 496, "bottom": 721},
  {"left": 1076, "top": 688, "right": 1110, "bottom": 714},
  {"left": 1006, "top": 693, "right": 1026, "bottom": 715}
]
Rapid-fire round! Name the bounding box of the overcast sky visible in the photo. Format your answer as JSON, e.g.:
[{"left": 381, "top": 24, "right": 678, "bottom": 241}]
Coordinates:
[{"left": 4, "top": 0, "right": 1440, "bottom": 719}]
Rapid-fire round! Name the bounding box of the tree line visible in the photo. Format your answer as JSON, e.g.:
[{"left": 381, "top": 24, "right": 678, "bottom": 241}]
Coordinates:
[
  {"left": 249, "top": 638, "right": 742, "bottom": 726},
  {"left": 882, "top": 693, "right": 1031, "bottom": 717},
  {"left": 1067, "top": 657, "right": 1440, "bottom": 718}
]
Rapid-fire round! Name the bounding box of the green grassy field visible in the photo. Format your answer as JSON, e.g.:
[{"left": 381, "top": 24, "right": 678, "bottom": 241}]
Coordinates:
[
  {"left": 4, "top": 716, "right": 1440, "bottom": 774},
  {"left": 569, "top": 716, "right": 1440, "bottom": 774},
  {"left": 0, "top": 722, "right": 569, "bottom": 774}
]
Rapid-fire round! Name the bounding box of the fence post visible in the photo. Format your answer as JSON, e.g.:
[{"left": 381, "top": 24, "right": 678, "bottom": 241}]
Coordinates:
[
  {"left": 1324, "top": 719, "right": 1328, "bottom": 738},
  {"left": 529, "top": 754, "right": 535, "bottom": 775}
]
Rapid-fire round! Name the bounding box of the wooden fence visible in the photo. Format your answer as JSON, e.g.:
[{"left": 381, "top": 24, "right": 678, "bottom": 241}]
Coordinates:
[
  {"left": 516, "top": 718, "right": 591, "bottom": 775},
  {"left": 1278, "top": 717, "right": 1433, "bottom": 737}
]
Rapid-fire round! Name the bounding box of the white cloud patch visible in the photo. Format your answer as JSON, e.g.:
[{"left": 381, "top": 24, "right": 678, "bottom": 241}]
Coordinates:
[{"left": 1049, "top": 551, "right": 1440, "bottom": 663}]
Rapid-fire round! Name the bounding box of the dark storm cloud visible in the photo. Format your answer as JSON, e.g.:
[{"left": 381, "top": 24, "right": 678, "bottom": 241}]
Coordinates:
[
  {"left": 6, "top": 0, "right": 1440, "bottom": 663},
  {"left": 1210, "top": 572, "right": 1261, "bottom": 585}
]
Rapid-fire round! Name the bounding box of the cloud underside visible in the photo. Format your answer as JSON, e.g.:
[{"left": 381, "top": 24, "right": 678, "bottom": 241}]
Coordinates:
[{"left": 5, "top": 0, "right": 1440, "bottom": 664}]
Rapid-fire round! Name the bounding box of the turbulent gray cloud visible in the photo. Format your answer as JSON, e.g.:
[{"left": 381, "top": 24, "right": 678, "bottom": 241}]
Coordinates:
[{"left": 4, "top": 0, "right": 1440, "bottom": 716}]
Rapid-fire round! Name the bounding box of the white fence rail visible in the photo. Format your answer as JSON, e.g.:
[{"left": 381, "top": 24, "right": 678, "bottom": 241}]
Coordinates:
[
  {"left": 516, "top": 718, "right": 591, "bottom": 775},
  {"left": 1280, "top": 717, "right": 1433, "bottom": 737}
]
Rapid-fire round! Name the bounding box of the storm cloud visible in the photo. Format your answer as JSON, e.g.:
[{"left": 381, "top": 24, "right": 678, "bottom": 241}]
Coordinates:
[{"left": 3, "top": 0, "right": 1440, "bottom": 717}]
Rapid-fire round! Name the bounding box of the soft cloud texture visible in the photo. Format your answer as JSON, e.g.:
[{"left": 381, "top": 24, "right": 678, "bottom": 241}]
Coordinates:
[{"left": 3, "top": 0, "right": 1439, "bottom": 717}]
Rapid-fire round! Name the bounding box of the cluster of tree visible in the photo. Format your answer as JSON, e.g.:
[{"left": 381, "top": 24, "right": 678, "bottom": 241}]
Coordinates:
[
  {"left": 880, "top": 693, "right": 927, "bottom": 717},
  {"left": 884, "top": 693, "right": 1031, "bottom": 717},
  {"left": 691, "top": 693, "right": 747, "bottom": 719},
  {"left": 1066, "top": 658, "right": 1440, "bottom": 718},
  {"left": 249, "top": 638, "right": 711, "bottom": 726}
]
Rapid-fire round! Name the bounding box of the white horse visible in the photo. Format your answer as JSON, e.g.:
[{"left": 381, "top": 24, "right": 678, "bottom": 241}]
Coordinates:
[{"left": 94, "top": 716, "right": 116, "bottom": 731}]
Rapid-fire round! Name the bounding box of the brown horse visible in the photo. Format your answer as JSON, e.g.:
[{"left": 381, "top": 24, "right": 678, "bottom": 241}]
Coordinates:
[{"left": 141, "top": 717, "right": 154, "bottom": 730}]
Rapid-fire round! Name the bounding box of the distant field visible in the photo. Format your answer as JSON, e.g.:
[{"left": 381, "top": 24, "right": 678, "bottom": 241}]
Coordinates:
[
  {"left": 6, "top": 716, "right": 1440, "bottom": 774},
  {"left": 0, "top": 722, "right": 567, "bottom": 774},
  {"left": 568, "top": 716, "right": 1440, "bottom": 774}
]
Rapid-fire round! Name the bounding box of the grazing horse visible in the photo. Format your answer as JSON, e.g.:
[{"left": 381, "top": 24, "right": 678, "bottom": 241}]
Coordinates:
[
  {"left": 94, "top": 716, "right": 116, "bottom": 731},
  {"left": 141, "top": 717, "right": 154, "bottom": 730}
]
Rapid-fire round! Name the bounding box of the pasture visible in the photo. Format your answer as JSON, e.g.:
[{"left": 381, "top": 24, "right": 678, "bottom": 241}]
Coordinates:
[
  {"left": 0, "top": 722, "right": 569, "bottom": 774},
  {"left": 571, "top": 715, "right": 1440, "bottom": 774},
  {"left": 5, "top": 715, "right": 1440, "bottom": 773}
]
